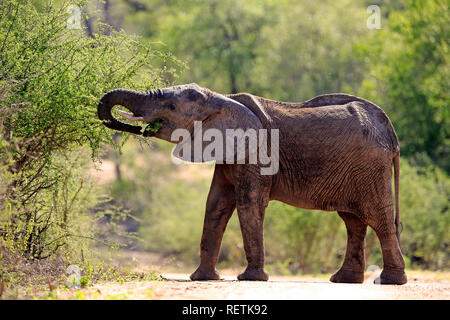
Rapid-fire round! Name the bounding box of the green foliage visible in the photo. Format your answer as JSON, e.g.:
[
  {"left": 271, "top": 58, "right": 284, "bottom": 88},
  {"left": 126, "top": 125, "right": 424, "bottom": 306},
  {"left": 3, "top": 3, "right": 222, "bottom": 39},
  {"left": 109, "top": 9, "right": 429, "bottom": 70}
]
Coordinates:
[
  {"left": 264, "top": 204, "right": 345, "bottom": 274},
  {"left": 144, "top": 119, "right": 164, "bottom": 134},
  {"left": 0, "top": 150, "right": 101, "bottom": 259},
  {"left": 398, "top": 160, "right": 449, "bottom": 269},
  {"left": 0, "top": 0, "right": 179, "bottom": 264},
  {"left": 79, "top": 259, "right": 160, "bottom": 285},
  {"left": 356, "top": 0, "right": 449, "bottom": 171},
  {"left": 156, "top": 0, "right": 278, "bottom": 94},
  {"left": 251, "top": 0, "right": 369, "bottom": 101},
  {"left": 128, "top": 0, "right": 369, "bottom": 99},
  {"left": 140, "top": 178, "right": 208, "bottom": 263}
]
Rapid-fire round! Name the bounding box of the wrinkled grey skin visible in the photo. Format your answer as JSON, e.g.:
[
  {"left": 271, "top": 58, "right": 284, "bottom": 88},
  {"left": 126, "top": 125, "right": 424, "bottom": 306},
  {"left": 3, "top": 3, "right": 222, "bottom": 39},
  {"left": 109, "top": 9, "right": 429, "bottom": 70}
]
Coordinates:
[{"left": 98, "top": 83, "right": 407, "bottom": 285}]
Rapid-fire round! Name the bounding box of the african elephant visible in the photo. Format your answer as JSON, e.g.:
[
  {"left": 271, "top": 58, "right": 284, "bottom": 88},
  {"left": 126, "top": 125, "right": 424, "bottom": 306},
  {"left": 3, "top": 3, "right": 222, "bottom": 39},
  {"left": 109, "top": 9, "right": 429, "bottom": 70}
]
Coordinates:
[{"left": 98, "top": 83, "right": 407, "bottom": 285}]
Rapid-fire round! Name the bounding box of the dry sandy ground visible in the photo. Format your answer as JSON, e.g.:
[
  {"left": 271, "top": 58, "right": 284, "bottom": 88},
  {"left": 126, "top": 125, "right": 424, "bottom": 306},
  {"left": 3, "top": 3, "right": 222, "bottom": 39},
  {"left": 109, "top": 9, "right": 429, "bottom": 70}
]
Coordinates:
[
  {"left": 58, "top": 250, "right": 448, "bottom": 300},
  {"left": 58, "top": 271, "right": 449, "bottom": 300}
]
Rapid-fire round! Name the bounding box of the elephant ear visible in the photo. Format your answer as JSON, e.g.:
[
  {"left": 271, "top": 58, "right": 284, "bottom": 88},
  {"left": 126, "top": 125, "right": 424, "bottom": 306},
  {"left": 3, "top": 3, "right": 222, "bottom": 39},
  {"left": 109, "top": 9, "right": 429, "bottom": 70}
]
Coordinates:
[{"left": 172, "top": 95, "right": 264, "bottom": 164}]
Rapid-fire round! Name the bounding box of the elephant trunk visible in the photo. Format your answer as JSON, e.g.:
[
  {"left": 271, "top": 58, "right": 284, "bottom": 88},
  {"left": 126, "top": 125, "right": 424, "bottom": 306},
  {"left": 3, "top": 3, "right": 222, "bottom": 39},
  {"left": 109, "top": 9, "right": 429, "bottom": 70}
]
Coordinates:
[{"left": 97, "top": 89, "right": 147, "bottom": 135}]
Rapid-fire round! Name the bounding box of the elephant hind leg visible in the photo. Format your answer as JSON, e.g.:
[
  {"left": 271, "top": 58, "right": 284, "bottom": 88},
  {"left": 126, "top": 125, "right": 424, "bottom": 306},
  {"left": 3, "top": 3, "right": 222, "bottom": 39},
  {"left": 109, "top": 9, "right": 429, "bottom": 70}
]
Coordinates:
[
  {"left": 369, "top": 206, "right": 407, "bottom": 285},
  {"left": 330, "top": 212, "right": 367, "bottom": 284}
]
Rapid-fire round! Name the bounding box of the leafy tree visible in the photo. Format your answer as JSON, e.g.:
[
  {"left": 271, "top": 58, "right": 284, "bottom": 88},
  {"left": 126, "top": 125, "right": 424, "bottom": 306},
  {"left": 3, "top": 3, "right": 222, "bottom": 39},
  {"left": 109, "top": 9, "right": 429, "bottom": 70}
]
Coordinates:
[
  {"left": 0, "top": 0, "right": 178, "bottom": 260},
  {"left": 146, "top": 0, "right": 278, "bottom": 93},
  {"left": 357, "top": 0, "right": 449, "bottom": 171},
  {"left": 252, "top": 0, "right": 369, "bottom": 101}
]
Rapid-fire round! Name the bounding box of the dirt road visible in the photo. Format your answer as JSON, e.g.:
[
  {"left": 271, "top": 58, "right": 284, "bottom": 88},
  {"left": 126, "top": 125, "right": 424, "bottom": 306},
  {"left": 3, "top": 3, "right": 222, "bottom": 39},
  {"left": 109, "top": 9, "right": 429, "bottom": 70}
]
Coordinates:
[{"left": 68, "top": 272, "right": 449, "bottom": 300}]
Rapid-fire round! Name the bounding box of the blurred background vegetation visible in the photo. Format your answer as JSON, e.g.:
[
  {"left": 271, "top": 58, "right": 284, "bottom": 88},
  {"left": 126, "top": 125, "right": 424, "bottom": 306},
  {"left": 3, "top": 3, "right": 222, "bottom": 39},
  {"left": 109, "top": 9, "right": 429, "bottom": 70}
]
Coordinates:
[{"left": 0, "top": 0, "right": 448, "bottom": 290}]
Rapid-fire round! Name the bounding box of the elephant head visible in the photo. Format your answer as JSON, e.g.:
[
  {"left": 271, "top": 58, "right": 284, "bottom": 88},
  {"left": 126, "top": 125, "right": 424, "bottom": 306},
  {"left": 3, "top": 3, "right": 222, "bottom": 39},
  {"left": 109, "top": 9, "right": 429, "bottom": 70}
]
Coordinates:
[{"left": 97, "top": 83, "right": 264, "bottom": 163}]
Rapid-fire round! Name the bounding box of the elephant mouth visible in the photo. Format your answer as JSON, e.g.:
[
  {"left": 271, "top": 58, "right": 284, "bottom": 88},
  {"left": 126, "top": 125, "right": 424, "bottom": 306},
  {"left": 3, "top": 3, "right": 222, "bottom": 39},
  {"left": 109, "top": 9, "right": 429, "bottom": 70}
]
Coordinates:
[
  {"left": 143, "top": 119, "right": 164, "bottom": 137},
  {"left": 116, "top": 110, "right": 164, "bottom": 136}
]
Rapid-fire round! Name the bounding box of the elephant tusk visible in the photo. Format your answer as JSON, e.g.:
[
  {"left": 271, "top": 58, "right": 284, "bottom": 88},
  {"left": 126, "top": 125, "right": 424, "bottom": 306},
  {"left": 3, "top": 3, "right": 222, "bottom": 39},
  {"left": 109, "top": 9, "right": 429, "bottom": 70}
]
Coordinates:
[{"left": 116, "top": 110, "right": 145, "bottom": 122}]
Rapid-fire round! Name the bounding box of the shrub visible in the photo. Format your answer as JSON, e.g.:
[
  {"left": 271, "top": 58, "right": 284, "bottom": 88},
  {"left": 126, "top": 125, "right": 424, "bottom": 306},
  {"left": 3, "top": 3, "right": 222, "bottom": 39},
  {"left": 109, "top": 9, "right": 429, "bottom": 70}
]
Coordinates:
[{"left": 0, "top": 0, "right": 179, "bottom": 265}]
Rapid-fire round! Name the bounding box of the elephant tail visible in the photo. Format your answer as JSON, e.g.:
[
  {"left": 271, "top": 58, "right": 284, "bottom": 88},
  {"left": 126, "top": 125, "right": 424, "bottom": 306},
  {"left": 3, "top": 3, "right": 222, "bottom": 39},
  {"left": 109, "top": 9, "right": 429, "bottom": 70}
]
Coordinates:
[{"left": 393, "top": 152, "right": 401, "bottom": 243}]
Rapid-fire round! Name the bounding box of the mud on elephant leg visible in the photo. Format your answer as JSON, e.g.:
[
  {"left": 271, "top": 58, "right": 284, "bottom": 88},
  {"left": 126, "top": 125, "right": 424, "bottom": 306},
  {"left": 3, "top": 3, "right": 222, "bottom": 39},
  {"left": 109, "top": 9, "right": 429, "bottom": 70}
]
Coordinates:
[
  {"left": 190, "top": 169, "right": 236, "bottom": 281},
  {"left": 330, "top": 212, "right": 367, "bottom": 284}
]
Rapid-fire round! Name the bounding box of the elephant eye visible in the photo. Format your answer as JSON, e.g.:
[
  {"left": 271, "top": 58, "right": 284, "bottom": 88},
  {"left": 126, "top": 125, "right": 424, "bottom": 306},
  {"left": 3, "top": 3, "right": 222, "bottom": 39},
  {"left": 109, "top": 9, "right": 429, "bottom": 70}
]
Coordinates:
[{"left": 167, "top": 103, "right": 176, "bottom": 110}]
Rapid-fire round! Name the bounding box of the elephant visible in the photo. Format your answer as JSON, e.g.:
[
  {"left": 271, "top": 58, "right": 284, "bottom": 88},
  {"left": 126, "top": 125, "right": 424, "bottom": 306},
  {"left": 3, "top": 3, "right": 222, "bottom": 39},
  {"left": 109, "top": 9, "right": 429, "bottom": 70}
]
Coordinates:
[{"left": 98, "top": 83, "right": 407, "bottom": 285}]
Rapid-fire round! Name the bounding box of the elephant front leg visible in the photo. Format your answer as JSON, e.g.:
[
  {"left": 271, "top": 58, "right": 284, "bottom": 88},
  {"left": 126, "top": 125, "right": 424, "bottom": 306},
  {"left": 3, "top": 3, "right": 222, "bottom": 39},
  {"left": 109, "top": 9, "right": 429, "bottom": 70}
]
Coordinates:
[
  {"left": 236, "top": 211, "right": 268, "bottom": 281},
  {"left": 235, "top": 183, "right": 270, "bottom": 281},
  {"left": 190, "top": 171, "right": 235, "bottom": 281},
  {"left": 330, "top": 212, "right": 367, "bottom": 284}
]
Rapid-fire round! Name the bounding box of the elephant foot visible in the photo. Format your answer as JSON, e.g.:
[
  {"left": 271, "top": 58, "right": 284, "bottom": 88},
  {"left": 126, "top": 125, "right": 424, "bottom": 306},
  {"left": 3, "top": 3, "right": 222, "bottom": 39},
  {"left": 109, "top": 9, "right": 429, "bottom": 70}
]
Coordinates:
[
  {"left": 375, "top": 269, "right": 407, "bottom": 285},
  {"left": 237, "top": 268, "right": 269, "bottom": 281},
  {"left": 190, "top": 267, "right": 222, "bottom": 281},
  {"left": 330, "top": 269, "right": 364, "bottom": 284}
]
